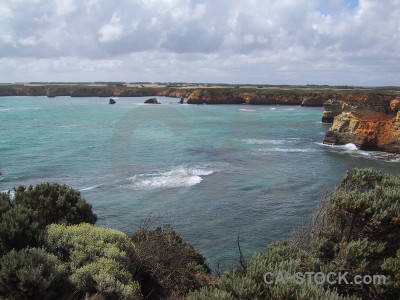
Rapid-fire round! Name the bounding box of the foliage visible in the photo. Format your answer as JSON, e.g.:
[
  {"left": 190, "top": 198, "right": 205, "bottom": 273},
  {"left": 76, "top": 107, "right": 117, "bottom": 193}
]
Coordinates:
[
  {"left": 0, "top": 169, "right": 398, "bottom": 300},
  {"left": 0, "top": 183, "right": 97, "bottom": 256},
  {"left": 188, "top": 169, "right": 400, "bottom": 300},
  {"left": 314, "top": 168, "right": 400, "bottom": 299},
  {"left": 0, "top": 247, "right": 68, "bottom": 300},
  {"left": 131, "top": 224, "right": 212, "bottom": 299},
  {"left": 45, "top": 223, "right": 142, "bottom": 300},
  {"left": 14, "top": 182, "right": 97, "bottom": 225},
  {"left": 0, "top": 202, "right": 42, "bottom": 255}
]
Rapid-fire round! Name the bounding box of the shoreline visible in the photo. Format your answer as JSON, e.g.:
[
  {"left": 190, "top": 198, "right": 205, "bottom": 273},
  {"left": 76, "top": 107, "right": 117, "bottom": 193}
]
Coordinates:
[{"left": 1, "top": 85, "right": 399, "bottom": 154}]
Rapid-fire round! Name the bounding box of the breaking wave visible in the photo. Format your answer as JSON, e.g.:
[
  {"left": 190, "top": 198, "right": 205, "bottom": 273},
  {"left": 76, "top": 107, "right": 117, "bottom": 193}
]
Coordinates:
[{"left": 128, "top": 166, "right": 215, "bottom": 190}]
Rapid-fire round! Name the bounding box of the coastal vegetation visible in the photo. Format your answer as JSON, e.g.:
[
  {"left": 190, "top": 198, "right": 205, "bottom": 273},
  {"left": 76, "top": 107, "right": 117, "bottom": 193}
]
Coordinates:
[
  {"left": 0, "top": 169, "right": 399, "bottom": 299},
  {"left": 0, "top": 84, "right": 399, "bottom": 98}
]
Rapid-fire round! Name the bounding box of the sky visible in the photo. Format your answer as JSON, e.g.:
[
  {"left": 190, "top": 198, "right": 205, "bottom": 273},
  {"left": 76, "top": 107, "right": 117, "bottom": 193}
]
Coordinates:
[{"left": 0, "top": 0, "right": 399, "bottom": 85}]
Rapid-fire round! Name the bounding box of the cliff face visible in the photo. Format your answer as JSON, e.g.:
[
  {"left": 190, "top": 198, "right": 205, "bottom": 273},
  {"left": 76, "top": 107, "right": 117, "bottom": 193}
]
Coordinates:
[
  {"left": 322, "top": 95, "right": 400, "bottom": 153},
  {"left": 186, "top": 90, "right": 332, "bottom": 106},
  {"left": 321, "top": 94, "right": 396, "bottom": 123},
  {"left": 187, "top": 90, "right": 246, "bottom": 104},
  {"left": 323, "top": 110, "right": 400, "bottom": 153}
]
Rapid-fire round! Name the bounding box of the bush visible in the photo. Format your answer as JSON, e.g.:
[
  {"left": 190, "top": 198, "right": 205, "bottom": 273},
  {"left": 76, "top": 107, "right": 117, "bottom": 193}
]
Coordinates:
[
  {"left": 0, "top": 204, "right": 41, "bottom": 255},
  {"left": 45, "top": 223, "right": 142, "bottom": 299},
  {"left": 131, "top": 225, "right": 212, "bottom": 299},
  {"left": 0, "top": 247, "right": 68, "bottom": 300},
  {"left": 188, "top": 169, "right": 400, "bottom": 300},
  {"left": 0, "top": 183, "right": 97, "bottom": 255},
  {"left": 314, "top": 168, "right": 400, "bottom": 299},
  {"left": 14, "top": 182, "right": 97, "bottom": 225}
]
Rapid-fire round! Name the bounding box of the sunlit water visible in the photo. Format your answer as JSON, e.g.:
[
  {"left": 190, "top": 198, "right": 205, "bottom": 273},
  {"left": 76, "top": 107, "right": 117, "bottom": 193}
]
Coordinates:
[{"left": 1, "top": 96, "right": 399, "bottom": 270}]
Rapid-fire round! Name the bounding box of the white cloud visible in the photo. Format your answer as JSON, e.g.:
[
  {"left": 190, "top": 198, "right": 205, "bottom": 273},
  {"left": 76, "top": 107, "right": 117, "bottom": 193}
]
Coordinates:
[
  {"left": 18, "top": 36, "right": 37, "bottom": 46},
  {"left": 54, "top": 0, "right": 77, "bottom": 16},
  {"left": 98, "top": 13, "right": 124, "bottom": 43},
  {"left": 0, "top": 0, "right": 399, "bottom": 85}
]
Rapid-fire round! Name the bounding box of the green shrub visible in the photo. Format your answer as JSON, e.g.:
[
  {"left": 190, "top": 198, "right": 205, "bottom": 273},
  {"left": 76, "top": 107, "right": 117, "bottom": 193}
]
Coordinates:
[
  {"left": 14, "top": 182, "right": 97, "bottom": 225},
  {"left": 131, "top": 225, "right": 212, "bottom": 299},
  {"left": 315, "top": 168, "right": 400, "bottom": 299},
  {"left": 188, "top": 169, "right": 400, "bottom": 300},
  {"left": 0, "top": 247, "right": 68, "bottom": 300},
  {"left": 45, "top": 223, "right": 142, "bottom": 299},
  {"left": 0, "top": 183, "right": 97, "bottom": 255},
  {"left": 0, "top": 204, "right": 41, "bottom": 255}
]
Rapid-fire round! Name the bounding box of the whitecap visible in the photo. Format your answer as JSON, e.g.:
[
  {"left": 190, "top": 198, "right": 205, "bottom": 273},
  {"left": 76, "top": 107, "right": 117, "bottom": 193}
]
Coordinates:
[
  {"left": 0, "top": 107, "right": 40, "bottom": 112},
  {"left": 243, "top": 139, "right": 285, "bottom": 145},
  {"left": 80, "top": 184, "right": 103, "bottom": 191},
  {"left": 271, "top": 148, "right": 320, "bottom": 153},
  {"left": 317, "top": 142, "right": 358, "bottom": 151},
  {"left": 58, "top": 124, "right": 80, "bottom": 128},
  {"left": 238, "top": 108, "right": 256, "bottom": 112},
  {"left": 128, "top": 166, "right": 215, "bottom": 190},
  {"left": 316, "top": 142, "right": 400, "bottom": 162},
  {"left": 269, "top": 108, "right": 276, "bottom": 110},
  {"left": 343, "top": 143, "right": 358, "bottom": 151},
  {"left": 257, "top": 148, "right": 320, "bottom": 153}
]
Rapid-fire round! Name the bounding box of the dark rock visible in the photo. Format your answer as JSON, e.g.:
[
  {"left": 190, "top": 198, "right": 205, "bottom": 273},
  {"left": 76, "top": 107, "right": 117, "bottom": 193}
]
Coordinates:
[
  {"left": 144, "top": 97, "right": 160, "bottom": 104},
  {"left": 109, "top": 98, "right": 116, "bottom": 104}
]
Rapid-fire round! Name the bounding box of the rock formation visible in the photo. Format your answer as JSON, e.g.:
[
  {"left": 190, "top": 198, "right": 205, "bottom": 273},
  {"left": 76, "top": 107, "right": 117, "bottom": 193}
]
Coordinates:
[
  {"left": 321, "top": 94, "right": 396, "bottom": 123},
  {"left": 144, "top": 97, "right": 160, "bottom": 104},
  {"left": 323, "top": 110, "right": 400, "bottom": 153},
  {"left": 109, "top": 98, "right": 116, "bottom": 104}
]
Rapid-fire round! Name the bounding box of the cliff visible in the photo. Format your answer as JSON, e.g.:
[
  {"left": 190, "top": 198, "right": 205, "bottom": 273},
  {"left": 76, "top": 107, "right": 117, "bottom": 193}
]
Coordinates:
[
  {"left": 321, "top": 94, "right": 396, "bottom": 123},
  {"left": 324, "top": 110, "right": 400, "bottom": 153},
  {"left": 186, "top": 89, "right": 332, "bottom": 106}
]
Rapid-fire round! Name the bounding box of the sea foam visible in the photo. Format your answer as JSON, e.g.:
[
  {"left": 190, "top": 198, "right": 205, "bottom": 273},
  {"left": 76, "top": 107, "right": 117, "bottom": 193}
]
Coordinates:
[
  {"left": 238, "top": 108, "right": 256, "bottom": 112},
  {"left": 128, "top": 166, "right": 215, "bottom": 190},
  {"left": 243, "top": 139, "right": 286, "bottom": 145}
]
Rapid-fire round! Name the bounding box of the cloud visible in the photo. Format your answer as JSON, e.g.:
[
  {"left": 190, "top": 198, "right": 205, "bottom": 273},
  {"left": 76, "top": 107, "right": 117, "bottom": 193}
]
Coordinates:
[
  {"left": 98, "top": 13, "right": 124, "bottom": 43},
  {"left": 0, "top": 0, "right": 399, "bottom": 85}
]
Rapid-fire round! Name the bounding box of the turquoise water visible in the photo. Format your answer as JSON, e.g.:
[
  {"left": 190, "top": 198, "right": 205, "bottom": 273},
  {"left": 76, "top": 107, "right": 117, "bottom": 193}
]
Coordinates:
[{"left": 1, "top": 96, "right": 399, "bottom": 270}]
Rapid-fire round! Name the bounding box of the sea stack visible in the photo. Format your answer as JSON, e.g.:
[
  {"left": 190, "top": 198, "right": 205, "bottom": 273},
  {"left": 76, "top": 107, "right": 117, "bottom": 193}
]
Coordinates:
[{"left": 144, "top": 97, "right": 160, "bottom": 104}]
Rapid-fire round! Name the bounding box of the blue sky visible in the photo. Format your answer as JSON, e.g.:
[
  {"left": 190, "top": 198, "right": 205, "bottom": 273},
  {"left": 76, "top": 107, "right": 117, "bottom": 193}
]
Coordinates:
[
  {"left": 318, "top": 0, "right": 359, "bottom": 15},
  {"left": 0, "top": 0, "right": 399, "bottom": 86}
]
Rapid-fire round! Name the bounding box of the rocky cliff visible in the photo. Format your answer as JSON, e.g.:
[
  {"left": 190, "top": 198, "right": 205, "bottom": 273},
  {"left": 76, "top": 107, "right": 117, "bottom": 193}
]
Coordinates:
[
  {"left": 321, "top": 94, "right": 396, "bottom": 123},
  {"left": 324, "top": 110, "right": 400, "bottom": 153},
  {"left": 186, "top": 90, "right": 332, "bottom": 106}
]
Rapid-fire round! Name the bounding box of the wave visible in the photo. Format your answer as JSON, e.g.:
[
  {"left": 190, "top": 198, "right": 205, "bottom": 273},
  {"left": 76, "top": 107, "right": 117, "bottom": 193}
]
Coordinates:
[
  {"left": 257, "top": 148, "right": 321, "bottom": 153},
  {"left": 0, "top": 107, "right": 40, "bottom": 112},
  {"left": 80, "top": 184, "right": 103, "bottom": 191},
  {"left": 243, "top": 138, "right": 312, "bottom": 145},
  {"left": 238, "top": 108, "right": 256, "bottom": 112},
  {"left": 58, "top": 124, "right": 80, "bottom": 128},
  {"left": 270, "top": 148, "right": 321, "bottom": 153},
  {"left": 128, "top": 166, "right": 215, "bottom": 190},
  {"left": 243, "top": 139, "right": 286, "bottom": 145},
  {"left": 317, "top": 142, "right": 400, "bottom": 162}
]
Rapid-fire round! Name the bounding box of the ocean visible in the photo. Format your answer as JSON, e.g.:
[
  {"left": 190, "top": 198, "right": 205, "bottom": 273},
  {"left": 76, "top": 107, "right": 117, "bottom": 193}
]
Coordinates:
[{"left": 1, "top": 96, "right": 399, "bottom": 270}]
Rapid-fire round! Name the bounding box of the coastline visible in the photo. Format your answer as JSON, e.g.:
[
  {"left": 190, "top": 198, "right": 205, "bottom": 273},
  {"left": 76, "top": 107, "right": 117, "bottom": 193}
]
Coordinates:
[{"left": 1, "top": 84, "right": 399, "bottom": 154}]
